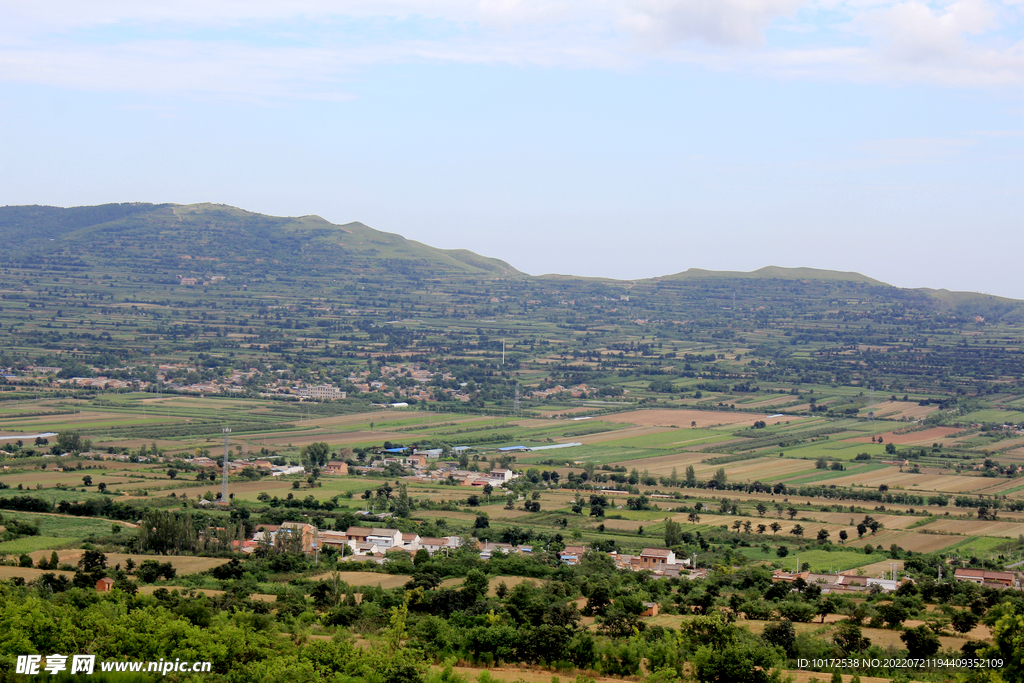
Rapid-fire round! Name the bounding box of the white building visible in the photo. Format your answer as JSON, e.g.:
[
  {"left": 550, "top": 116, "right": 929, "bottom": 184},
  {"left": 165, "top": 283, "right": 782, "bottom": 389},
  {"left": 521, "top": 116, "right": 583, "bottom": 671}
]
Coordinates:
[
  {"left": 489, "top": 469, "right": 514, "bottom": 482},
  {"left": 367, "top": 528, "right": 402, "bottom": 549},
  {"left": 300, "top": 385, "right": 346, "bottom": 401}
]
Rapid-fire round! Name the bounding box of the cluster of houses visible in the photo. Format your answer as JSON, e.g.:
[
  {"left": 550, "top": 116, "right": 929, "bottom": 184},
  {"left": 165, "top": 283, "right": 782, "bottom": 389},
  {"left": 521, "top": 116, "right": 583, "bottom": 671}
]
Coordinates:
[
  {"left": 344, "top": 445, "right": 519, "bottom": 489},
  {"left": 186, "top": 517, "right": 1024, "bottom": 594},
  {"left": 558, "top": 545, "right": 695, "bottom": 578},
  {"left": 769, "top": 567, "right": 1020, "bottom": 593},
  {"left": 530, "top": 384, "right": 593, "bottom": 400},
  {"left": 241, "top": 523, "right": 464, "bottom": 558},
  {"left": 412, "top": 465, "right": 517, "bottom": 488},
  {"left": 949, "top": 568, "right": 1019, "bottom": 589},
  {"left": 3, "top": 357, "right": 605, "bottom": 406},
  {"left": 176, "top": 273, "right": 225, "bottom": 287},
  {"left": 190, "top": 455, "right": 305, "bottom": 478}
]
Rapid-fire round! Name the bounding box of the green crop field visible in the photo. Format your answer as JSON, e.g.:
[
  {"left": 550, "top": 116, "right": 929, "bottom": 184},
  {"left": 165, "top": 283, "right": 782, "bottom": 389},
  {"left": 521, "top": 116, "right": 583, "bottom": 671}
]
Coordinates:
[
  {"left": 780, "top": 463, "right": 888, "bottom": 486},
  {"left": 0, "top": 535, "right": 71, "bottom": 555}
]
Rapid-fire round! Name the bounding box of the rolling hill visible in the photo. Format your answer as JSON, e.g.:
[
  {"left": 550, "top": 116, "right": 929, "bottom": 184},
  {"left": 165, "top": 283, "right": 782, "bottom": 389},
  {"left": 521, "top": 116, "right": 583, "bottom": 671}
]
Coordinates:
[
  {"left": 0, "top": 202, "right": 521, "bottom": 278},
  {"left": 2, "top": 201, "right": 1022, "bottom": 322}
]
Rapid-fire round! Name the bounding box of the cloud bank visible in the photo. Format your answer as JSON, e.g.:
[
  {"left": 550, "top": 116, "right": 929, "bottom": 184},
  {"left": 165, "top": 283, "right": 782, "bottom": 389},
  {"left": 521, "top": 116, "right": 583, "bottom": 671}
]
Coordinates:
[{"left": 0, "top": 1, "right": 1021, "bottom": 99}]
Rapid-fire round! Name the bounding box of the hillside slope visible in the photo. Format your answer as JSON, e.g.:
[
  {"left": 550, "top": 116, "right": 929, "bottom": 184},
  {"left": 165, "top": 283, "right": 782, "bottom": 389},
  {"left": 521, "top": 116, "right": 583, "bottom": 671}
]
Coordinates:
[
  {"left": 0, "top": 203, "right": 520, "bottom": 278},
  {"left": 2, "top": 202, "right": 1022, "bottom": 321}
]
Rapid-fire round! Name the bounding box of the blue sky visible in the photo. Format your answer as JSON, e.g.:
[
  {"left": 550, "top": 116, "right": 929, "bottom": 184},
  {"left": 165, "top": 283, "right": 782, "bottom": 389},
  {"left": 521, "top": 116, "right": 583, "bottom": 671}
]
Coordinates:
[{"left": 1, "top": 1, "right": 1021, "bottom": 295}]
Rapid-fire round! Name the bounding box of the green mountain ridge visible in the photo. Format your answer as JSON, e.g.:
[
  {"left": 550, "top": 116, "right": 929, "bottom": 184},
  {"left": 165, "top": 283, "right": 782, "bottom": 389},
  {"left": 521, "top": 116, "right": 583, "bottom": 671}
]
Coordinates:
[
  {"left": 660, "top": 266, "right": 884, "bottom": 285},
  {"left": 1, "top": 202, "right": 1020, "bottom": 316},
  {"left": 0, "top": 202, "right": 521, "bottom": 278}
]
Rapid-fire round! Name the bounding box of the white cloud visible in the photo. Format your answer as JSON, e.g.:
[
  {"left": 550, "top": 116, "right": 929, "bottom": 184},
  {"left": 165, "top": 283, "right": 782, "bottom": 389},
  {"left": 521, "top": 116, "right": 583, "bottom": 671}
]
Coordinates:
[
  {"left": 0, "top": 0, "right": 1021, "bottom": 98},
  {"left": 0, "top": 40, "right": 358, "bottom": 101},
  {"left": 855, "top": 0, "right": 996, "bottom": 61},
  {"left": 618, "top": 0, "right": 805, "bottom": 47}
]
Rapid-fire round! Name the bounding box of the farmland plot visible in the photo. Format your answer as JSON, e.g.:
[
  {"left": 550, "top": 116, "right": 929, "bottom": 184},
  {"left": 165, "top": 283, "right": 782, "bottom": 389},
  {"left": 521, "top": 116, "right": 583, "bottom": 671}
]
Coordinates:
[
  {"left": 600, "top": 409, "right": 795, "bottom": 429},
  {"left": 917, "top": 518, "right": 1024, "bottom": 538},
  {"left": 817, "top": 468, "right": 994, "bottom": 493}
]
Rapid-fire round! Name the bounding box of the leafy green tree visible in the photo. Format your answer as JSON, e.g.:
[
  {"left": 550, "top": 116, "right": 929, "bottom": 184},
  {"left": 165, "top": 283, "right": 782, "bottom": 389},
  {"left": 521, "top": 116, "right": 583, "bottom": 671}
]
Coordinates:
[
  {"left": 461, "top": 569, "right": 488, "bottom": 602},
  {"left": 951, "top": 609, "right": 980, "bottom": 634},
  {"left": 980, "top": 600, "right": 1024, "bottom": 682},
  {"left": 78, "top": 549, "right": 107, "bottom": 572},
  {"left": 900, "top": 625, "right": 940, "bottom": 658},
  {"left": 877, "top": 602, "right": 909, "bottom": 629},
  {"left": 302, "top": 442, "right": 330, "bottom": 468},
  {"left": 583, "top": 581, "right": 612, "bottom": 617},
  {"left": 711, "top": 468, "right": 727, "bottom": 487},
  {"left": 832, "top": 620, "right": 871, "bottom": 655},
  {"left": 761, "top": 620, "right": 796, "bottom": 658},
  {"left": 664, "top": 518, "right": 683, "bottom": 547},
  {"left": 817, "top": 595, "right": 840, "bottom": 623},
  {"left": 56, "top": 431, "right": 82, "bottom": 453},
  {"left": 692, "top": 641, "right": 784, "bottom": 683}
]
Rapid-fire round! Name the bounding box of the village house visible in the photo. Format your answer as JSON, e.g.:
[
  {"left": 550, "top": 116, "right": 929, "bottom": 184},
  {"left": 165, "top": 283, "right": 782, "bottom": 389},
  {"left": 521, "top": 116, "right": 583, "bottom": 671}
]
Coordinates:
[
  {"left": 317, "top": 530, "right": 349, "bottom": 551},
  {"left": 348, "top": 541, "right": 381, "bottom": 556},
  {"left": 558, "top": 545, "right": 588, "bottom": 565},
  {"left": 954, "top": 568, "right": 1018, "bottom": 588},
  {"left": 366, "top": 528, "right": 402, "bottom": 549},
  {"left": 401, "top": 533, "right": 421, "bottom": 551},
  {"left": 343, "top": 526, "right": 373, "bottom": 543},
  {"left": 639, "top": 547, "right": 676, "bottom": 568},
  {"left": 489, "top": 468, "right": 516, "bottom": 483},
  {"left": 323, "top": 460, "right": 349, "bottom": 475}
]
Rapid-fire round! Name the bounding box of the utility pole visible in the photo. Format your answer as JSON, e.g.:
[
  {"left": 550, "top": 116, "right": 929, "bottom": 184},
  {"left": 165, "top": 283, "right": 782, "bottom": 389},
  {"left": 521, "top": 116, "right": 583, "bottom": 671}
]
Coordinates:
[{"left": 220, "top": 427, "right": 231, "bottom": 504}]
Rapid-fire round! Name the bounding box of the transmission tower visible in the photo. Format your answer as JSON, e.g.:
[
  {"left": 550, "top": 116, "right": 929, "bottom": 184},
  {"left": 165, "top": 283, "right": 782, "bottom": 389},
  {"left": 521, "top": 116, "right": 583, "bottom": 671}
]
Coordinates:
[
  {"left": 513, "top": 383, "right": 520, "bottom": 415},
  {"left": 220, "top": 427, "right": 231, "bottom": 504}
]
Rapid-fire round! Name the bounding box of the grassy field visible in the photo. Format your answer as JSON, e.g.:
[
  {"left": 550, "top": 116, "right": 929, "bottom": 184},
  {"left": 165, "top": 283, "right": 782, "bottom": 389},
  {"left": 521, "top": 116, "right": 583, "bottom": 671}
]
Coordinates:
[
  {"left": 0, "top": 535, "right": 73, "bottom": 555},
  {"left": 734, "top": 545, "right": 879, "bottom": 573},
  {"left": 1, "top": 511, "right": 125, "bottom": 536},
  {"left": 779, "top": 462, "right": 889, "bottom": 486}
]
